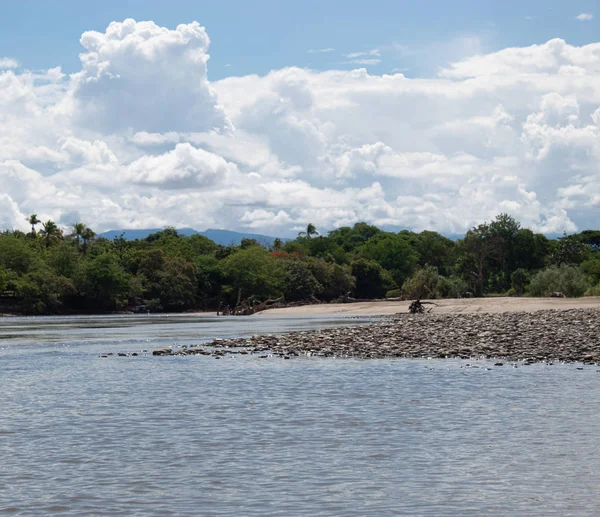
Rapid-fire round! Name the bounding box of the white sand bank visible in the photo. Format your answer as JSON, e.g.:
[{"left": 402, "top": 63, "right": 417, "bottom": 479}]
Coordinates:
[{"left": 257, "top": 296, "right": 600, "bottom": 316}]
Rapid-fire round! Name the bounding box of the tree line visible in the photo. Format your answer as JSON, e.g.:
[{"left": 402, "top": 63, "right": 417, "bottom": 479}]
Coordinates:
[{"left": 1, "top": 213, "right": 600, "bottom": 315}]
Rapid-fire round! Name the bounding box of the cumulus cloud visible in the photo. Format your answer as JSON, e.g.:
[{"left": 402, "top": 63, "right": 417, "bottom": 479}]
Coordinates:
[
  {"left": 0, "top": 21, "right": 599, "bottom": 237},
  {"left": 125, "top": 143, "right": 237, "bottom": 188},
  {"left": 0, "top": 58, "right": 18, "bottom": 69},
  {"left": 576, "top": 13, "right": 594, "bottom": 21},
  {"left": 70, "top": 19, "right": 232, "bottom": 134}
]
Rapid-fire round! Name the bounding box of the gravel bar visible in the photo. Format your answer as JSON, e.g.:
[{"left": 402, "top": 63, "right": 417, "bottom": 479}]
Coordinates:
[{"left": 152, "top": 308, "right": 600, "bottom": 364}]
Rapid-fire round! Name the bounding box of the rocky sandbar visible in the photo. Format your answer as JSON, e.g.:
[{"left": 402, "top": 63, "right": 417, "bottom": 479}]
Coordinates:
[{"left": 152, "top": 308, "right": 600, "bottom": 364}]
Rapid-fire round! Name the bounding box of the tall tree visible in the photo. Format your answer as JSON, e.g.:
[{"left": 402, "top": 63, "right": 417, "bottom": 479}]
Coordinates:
[
  {"left": 460, "top": 223, "right": 502, "bottom": 296},
  {"left": 27, "top": 214, "right": 40, "bottom": 237},
  {"left": 71, "top": 222, "right": 86, "bottom": 247},
  {"left": 271, "top": 238, "right": 283, "bottom": 251},
  {"left": 81, "top": 227, "right": 96, "bottom": 256},
  {"left": 298, "top": 223, "right": 319, "bottom": 239},
  {"left": 39, "top": 220, "right": 62, "bottom": 248}
]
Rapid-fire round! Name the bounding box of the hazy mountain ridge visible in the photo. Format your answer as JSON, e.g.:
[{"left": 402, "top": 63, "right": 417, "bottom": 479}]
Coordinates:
[{"left": 98, "top": 228, "right": 286, "bottom": 246}]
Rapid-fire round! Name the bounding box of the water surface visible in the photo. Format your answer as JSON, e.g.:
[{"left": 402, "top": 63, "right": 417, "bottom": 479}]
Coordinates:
[{"left": 1, "top": 314, "right": 599, "bottom": 516}]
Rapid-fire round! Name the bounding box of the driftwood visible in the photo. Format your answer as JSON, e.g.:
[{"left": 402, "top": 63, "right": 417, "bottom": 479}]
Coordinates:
[
  {"left": 549, "top": 291, "right": 566, "bottom": 298},
  {"left": 219, "top": 295, "right": 284, "bottom": 316},
  {"left": 408, "top": 299, "right": 438, "bottom": 314}
]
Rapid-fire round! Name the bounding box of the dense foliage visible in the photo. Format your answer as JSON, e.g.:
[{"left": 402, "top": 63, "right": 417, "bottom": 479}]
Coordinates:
[{"left": 1, "top": 214, "right": 600, "bottom": 314}]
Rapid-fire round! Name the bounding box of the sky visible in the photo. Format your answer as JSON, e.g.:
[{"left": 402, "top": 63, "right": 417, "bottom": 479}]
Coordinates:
[{"left": 0, "top": 0, "right": 599, "bottom": 236}]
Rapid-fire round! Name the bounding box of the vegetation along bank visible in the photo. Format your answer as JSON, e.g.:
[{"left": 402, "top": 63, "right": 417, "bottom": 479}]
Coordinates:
[{"left": 2, "top": 213, "right": 600, "bottom": 315}]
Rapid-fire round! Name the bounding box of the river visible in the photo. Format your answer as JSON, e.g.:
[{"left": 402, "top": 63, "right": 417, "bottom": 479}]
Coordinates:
[{"left": 1, "top": 314, "right": 600, "bottom": 516}]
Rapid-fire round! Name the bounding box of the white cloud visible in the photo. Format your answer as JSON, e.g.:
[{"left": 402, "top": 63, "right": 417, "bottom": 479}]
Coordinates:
[
  {"left": 124, "top": 143, "right": 237, "bottom": 188},
  {"left": 576, "top": 13, "right": 594, "bottom": 21},
  {"left": 343, "top": 49, "right": 381, "bottom": 65},
  {"left": 69, "top": 19, "right": 232, "bottom": 134},
  {"left": 308, "top": 48, "right": 335, "bottom": 54},
  {"left": 0, "top": 21, "right": 599, "bottom": 237},
  {"left": 344, "top": 49, "right": 380, "bottom": 59},
  {"left": 241, "top": 209, "right": 292, "bottom": 228},
  {"left": 0, "top": 58, "right": 18, "bottom": 69}
]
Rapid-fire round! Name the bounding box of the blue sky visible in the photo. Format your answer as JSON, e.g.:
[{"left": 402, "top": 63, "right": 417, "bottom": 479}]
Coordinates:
[
  {"left": 2, "top": 0, "right": 599, "bottom": 79},
  {"left": 1, "top": 1, "right": 599, "bottom": 235}
]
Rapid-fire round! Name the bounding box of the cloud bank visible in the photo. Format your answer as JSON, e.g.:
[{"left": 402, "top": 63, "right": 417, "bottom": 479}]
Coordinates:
[{"left": 1, "top": 19, "right": 600, "bottom": 237}]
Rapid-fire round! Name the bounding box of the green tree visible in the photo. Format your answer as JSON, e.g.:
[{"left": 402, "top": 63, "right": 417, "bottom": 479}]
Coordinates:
[
  {"left": 27, "top": 214, "right": 41, "bottom": 237},
  {"left": 221, "top": 246, "right": 284, "bottom": 302},
  {"left": 298, "top": 223, "right": 319, "bottom": 239},
  {"left": 488, "top": 213, "right": 520, "bottom": 290},
  {"left": 153, "top": 257, "right": 198, "bottom": 311},
  {"left": 351, "top": 258, "right": 393, "bottom": 299},
  {"left": 415, "top": 231, "right": 456, "bottom": 275},
  {"left": 71, "top": 222, "right": 86, "bottom": 247},
  {"left": 283, "top": 261, "right": 322, "bottom": 301},
  {"left": 552, "top": 233, "right": 588, "bottom": 266},
  {"left": 17, "top": 265, "right": 74, "bottom": 314},
  {"left": 240, "top": 238, "right": 260, "bottom": 249},
  {"left": 581, "top": 258, "right": 600, "bottom": 285},
  {"left": 39, "top": 220, "right": 63, "bottom": 248},
  {"left": 513, "top": 229, "right": 550, "bottom": 271},
  {"left": 329, "top": 222, "right": 381, "bottom": 252},
  {"left": 510, "top": 268, "right": 528, "bottom": 295},
  {"left": 0, "top": 234, "right": 34, "bottom": 274},
  {"left": 359, "top": 233, "right": 419, "bottom": 286},
  {"left": 459, "top": 223, "right": 502, "bottom": 296},
  {"left": 308, "top": 259, "right": 355, "bottom": 300},
  {"left": 78, "top": 253, "right": 131, "bottom": 310}
]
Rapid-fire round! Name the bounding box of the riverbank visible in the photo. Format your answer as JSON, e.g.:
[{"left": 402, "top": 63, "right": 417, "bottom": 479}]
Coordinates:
[
  {"left": 155, "top": 307, "right": 600, "bottom": 364},
  {"left": 257, "top": 296, "right": 600, "bottom": 316}
]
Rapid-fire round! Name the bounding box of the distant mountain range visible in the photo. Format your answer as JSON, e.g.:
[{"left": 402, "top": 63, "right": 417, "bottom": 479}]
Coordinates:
[{"left": 97, "top": 227, "right": 285, "bottom": 246}]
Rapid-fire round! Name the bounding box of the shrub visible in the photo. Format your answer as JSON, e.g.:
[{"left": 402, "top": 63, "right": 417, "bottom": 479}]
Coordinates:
[
  {"left": 435, "top": 275, "right": 469, "bottom": 299},
  {"left": 402, "top": 265, "right": 440, "bottom": 299},
  {"left": 510, "top": 268, "right": 528, "bottom": 295},
  {"left": 386, "top": 289, "right": 403, "bottom": 298},
  {"left": 584, "top": 283, "right": 600, "bottom": 297},
  {"left": 529, "top": 265, "right": 589, "bottom": 298},
  {"left": 283, "top": 261, "right": 322, "bottom": 302},
  {"left": 351, "top": 259, "right": 393, "bottom": 299}
]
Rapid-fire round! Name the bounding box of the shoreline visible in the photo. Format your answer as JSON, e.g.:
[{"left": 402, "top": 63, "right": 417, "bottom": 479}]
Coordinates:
[
  {"left": 257, "top": 296, "right": 600, "bottom": 316},
  {"left": 154, "top": 307, "right": 600, "bottom": 364}
]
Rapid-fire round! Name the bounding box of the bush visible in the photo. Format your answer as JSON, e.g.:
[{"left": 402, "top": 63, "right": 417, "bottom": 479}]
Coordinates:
[
  {"left": 529, "top": 265, "right": 590, "bottom": 298},
  {"left": 351, "top": 259, "right": 393, "bottom": 299},
  {"left": 510, "top": 268, "right": 528, "bottom": 295},
  {"left": 402, "top": 265, "right": 440, "bottom": 299},
  {"left": 435, "top": 275, "right": 469, "bottom": 299},
  {"left": 584, "top": 283, "right": 600, "bottom": 296},
  {"left": 386, "top": 289, "right": 403, "bottom": 298},
  {"left": 283, "top": 261, "right": 322, "bottom": 302}
]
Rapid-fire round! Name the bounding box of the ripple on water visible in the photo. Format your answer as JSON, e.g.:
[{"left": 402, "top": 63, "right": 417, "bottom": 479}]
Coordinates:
[{"left": 1, "top": 316, "right": 600, "bottom": 516}]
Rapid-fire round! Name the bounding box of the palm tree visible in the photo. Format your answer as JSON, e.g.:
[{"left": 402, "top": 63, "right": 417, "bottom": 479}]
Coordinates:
[
  {"left": 81, "top": 227, "right": 96, "bottom": 256},
  {"left": 71, "top": 222, "right": 86, "bottom": 247},
  {"left": 298, "top": 223, "right": 319, "bottom": 239},
  {"left": 27, "top": 214, "right": 40, "bottom": 237},
  {"left": 39, "top": 220, "right": 62, "bottom": 248},
  {"left": 271, "top": 238, "right": 283, "bottom": 251}
]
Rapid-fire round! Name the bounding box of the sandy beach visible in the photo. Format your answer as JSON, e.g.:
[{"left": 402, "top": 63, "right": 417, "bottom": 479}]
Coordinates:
[{"left": 258, "top": 296, "right": 600, "bottom": 316}]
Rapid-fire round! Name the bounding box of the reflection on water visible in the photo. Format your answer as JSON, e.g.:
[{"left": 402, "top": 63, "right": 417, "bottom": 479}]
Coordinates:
[
  {"left": 1, "top": 314, "right": 600, "bottom": 516},
  {"left": 0, "top": 313, "right": 375, "bottom": 351}
]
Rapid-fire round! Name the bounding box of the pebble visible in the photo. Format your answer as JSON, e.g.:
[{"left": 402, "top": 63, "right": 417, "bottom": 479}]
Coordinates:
[{"left": 145, "top": 308, "right": 600, "bottom": 365}]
